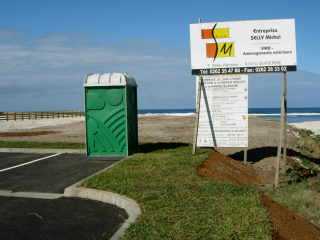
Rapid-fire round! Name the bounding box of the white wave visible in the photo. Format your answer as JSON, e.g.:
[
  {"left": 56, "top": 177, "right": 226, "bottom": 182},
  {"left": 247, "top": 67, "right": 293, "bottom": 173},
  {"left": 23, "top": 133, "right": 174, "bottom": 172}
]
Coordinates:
[
  {"left": 138, "top": 112, "right": 320, "bottom": 117},
  {"left": 250, "top": 113, "right": 320, "bottom": 116},
  {"left": 139, "top": 113, "right": 195, "bottom": 117}
]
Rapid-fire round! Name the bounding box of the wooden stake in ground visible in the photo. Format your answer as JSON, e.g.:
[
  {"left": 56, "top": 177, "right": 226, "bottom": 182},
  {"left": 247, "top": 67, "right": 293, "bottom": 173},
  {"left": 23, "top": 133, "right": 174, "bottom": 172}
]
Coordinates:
[
  {"left": 192, "top": 18, "right": 203, "bottom": 155},
  {"left": 275, "top": 72, "right": 288, "bottom": 188},
  {"left": 192, "top": 76, "right": 203, "bottom": 154},
  {"left": 283, "top": 72, "right": 288, "bottom": 165},
  {"left": 244, "top": 148, "right": 248, "bottom": 164}
]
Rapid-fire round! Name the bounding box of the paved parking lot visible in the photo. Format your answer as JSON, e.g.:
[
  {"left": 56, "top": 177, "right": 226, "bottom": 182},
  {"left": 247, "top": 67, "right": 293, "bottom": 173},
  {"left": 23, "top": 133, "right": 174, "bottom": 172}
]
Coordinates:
[
  {"left": 0, "top": 152, "right": 49, "bottom": 170},
  {"left": 0, "top": 152, "right": 126, "bottom": 239},
  {"left": 0, "top": 196, "right": 128, "bottom": 240},
  {"left": 0, "top": 152, "right": 117, "bottom": 193}
]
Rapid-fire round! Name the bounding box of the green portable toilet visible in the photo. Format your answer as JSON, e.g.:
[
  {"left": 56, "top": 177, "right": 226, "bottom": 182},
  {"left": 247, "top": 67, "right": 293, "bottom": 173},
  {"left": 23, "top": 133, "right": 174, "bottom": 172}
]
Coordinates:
[{"left": 84, "top": 72, "right": 138, "bottom": 158}]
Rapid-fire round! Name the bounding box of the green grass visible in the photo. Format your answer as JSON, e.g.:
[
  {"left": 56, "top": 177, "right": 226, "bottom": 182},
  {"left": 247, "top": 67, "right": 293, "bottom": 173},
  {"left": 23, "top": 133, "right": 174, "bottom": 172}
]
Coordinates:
[
  {"left": 84, "top": 145, "right": 272, "bottom": 240},
  {"left": 269, "top": 181, "right": 320, "bottom": 226},
  {"left": 0, "top": 140, "right": 85, "bottom": 149}
]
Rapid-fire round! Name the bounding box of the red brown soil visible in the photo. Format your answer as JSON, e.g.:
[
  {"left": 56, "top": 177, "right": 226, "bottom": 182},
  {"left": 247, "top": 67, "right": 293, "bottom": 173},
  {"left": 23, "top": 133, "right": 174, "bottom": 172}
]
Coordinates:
[
  {"left": 197, "top": 150, "right": 263, "bottom": 186},
  {"left": 261, "top": 194, "right": 320, "bottom": 240},
  {"left": 0, "top": 131, "right": 59, "bottom": 137},
  {"left": 197, "top": 150, "right": 320, "bottom": 240}
]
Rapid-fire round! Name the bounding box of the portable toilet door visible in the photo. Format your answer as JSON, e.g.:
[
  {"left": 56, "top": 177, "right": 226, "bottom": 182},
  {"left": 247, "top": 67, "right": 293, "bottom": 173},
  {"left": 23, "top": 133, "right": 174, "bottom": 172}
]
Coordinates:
[{"left": 84, "top": 73, "right": 138, "bottom": 158}]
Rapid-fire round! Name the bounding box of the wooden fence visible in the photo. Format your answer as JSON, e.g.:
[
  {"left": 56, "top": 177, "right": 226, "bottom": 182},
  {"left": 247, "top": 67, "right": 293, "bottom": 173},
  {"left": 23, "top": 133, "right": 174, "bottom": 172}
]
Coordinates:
[{"left": 0, "top": 111, "right": 84, "bottom": 121}]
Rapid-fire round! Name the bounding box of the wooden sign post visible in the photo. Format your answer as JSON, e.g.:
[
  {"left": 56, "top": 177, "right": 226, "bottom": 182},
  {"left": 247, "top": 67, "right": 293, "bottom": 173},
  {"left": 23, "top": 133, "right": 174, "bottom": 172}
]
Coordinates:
[
  {"left": 275, "top": 72, "right": 288, "bottom": 187},
  {"left": 192, "top": 18, "right": 203, "bottom": 155},
  {"left": 192, "top": 76, "right": 203, "bottom": 154}
]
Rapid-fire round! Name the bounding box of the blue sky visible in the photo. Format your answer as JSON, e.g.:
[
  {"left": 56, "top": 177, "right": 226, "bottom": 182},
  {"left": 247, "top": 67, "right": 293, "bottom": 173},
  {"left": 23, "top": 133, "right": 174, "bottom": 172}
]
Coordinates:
[{"left": 0, "top": 0, "right": 319, "bottom": 111}]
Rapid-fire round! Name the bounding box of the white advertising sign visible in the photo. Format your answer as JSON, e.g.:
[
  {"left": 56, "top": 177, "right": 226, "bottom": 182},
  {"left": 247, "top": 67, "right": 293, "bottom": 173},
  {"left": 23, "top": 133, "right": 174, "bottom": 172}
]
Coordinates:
[
  {"left": 190, "top": 19, "right": 297, "bottom": 75},
  {"left": 197, "top": 75, "right": 248, "bottom": 147}
]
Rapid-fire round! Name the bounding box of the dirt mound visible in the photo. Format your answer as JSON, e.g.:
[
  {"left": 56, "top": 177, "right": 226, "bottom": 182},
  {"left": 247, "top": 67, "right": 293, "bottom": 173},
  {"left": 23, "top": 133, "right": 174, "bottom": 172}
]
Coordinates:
[
  {"left": 0, "top": 131, "right": 58, "bottom": 137},
  {"left": 198, "top": 150, "right": 320, "bottom": 240},
  {"left": 261, "top": 194, "right": 320, "bottom": 240},
  {"left": 197, "top": 150, "right": 262, "bottom": 186}
]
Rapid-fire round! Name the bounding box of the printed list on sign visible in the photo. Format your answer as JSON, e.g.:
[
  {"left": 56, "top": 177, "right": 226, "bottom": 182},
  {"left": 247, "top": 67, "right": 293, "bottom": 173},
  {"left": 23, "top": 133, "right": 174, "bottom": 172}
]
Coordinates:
[{"left": 197, "top": 75, "right": 248, "bottom": 147}]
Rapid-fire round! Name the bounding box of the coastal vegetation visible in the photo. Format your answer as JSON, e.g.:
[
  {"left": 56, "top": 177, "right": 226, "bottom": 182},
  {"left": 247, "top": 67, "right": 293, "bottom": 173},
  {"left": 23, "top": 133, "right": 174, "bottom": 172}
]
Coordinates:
[{"left": 295, "top": 128, "right": 320, "bottom": 159}]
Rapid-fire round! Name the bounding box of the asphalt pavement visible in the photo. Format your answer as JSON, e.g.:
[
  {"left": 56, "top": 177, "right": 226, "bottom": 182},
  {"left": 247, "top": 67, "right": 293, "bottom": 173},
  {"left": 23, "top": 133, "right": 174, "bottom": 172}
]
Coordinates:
[
  {"left": 0, "top": 152, "right": 49, "bottom": 170},
  {"left": 0, "top": 153, "right": 117, "bottom": 193},
  {"left": 0, "top": 152, "right": 127, "bottom": 240},
  {"left": 0, "top": 196, "right": 128, "bottom": 240}
]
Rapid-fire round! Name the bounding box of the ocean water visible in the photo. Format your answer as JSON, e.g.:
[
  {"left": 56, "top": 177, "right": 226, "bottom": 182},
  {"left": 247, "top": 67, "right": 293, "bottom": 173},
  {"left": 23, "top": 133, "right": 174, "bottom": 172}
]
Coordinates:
[{"left": 139, "top": 108, "right": 320, "bottom": 123}]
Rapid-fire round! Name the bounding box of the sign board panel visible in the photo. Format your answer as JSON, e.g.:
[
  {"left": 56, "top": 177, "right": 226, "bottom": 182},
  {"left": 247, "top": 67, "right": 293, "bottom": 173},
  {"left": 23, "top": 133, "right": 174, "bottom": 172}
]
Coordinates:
[
  {"left": 197, "top": 75, "right": 248, "bottom": 147},
  {"left": 190, "top": 19, "right": 297, "bottom": 75}
]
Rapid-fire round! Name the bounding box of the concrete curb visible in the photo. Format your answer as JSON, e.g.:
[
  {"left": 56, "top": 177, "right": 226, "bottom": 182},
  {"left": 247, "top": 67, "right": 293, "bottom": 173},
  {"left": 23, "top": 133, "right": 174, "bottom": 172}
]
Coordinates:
[
  {"left": 64, "top": 187, "right": 141, "bottom": 240},
  {"left": 0, "top": 149, "right": 141, "bottom": 239},
  {"left": 64, "top": 156, "right": 141, "bottom": 240},
  {"left": 0, "top": 148, "right": 85, "bottom": 154}
]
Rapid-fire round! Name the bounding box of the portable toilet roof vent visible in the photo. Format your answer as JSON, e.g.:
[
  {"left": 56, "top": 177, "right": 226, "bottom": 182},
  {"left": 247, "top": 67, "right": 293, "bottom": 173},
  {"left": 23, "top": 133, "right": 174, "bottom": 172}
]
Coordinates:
[{"left": 84, "top": 72, "right": 136, "bottom": 87}]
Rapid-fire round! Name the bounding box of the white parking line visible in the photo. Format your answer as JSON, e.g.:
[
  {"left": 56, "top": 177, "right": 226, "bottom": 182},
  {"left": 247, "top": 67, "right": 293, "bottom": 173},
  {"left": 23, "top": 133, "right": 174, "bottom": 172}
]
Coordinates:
[{"left": 0, "top": 153, "right": 63, "bottom": 173}]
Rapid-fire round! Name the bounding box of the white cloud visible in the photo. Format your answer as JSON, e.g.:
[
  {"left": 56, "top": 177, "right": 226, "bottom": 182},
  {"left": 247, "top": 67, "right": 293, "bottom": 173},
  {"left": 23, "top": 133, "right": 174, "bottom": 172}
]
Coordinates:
[
  {"left": 0, "top": 32, "right": 185, "bottom": 72},
  {"left": 1, "top": 30, "right": 319, "bottom": 111},
  {"left": 0, "top": 30, "right": 192, "bottom": 111}
]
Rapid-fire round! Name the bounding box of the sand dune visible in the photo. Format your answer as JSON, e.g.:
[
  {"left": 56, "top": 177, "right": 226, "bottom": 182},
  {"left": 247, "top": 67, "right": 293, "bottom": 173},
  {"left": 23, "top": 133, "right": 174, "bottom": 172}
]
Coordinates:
[
  {"left": 290, "top": 121, "right": 320, "bottom": 135},
  {"left": 0, "top": 117, "right": 84, "bottom": 131}
]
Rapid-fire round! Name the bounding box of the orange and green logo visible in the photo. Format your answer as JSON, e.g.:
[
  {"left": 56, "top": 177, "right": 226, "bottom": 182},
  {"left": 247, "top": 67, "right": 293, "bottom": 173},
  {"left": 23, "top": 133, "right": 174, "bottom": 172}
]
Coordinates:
[{"left": 201, "top": 24, "right": 235, "bottom": 60}]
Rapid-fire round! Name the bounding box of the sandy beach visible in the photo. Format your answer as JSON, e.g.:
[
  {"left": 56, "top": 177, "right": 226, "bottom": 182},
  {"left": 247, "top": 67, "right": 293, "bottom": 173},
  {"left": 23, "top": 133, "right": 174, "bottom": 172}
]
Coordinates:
[
  {"left": 1, "top": 116, "right": 318, "bottom": 141},
  {"left": 0, "top": 117, "right": 84, "bottom": 131},
  {"left": 290, "top": 121, "right": 320, "bottom": 135},
  {"left": 0, "top": 115, "right": 299, "bottom": 149}
]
